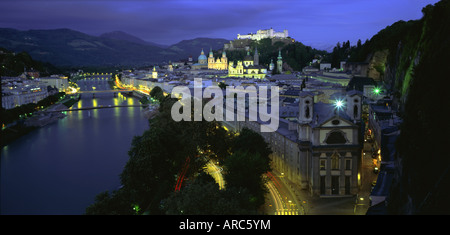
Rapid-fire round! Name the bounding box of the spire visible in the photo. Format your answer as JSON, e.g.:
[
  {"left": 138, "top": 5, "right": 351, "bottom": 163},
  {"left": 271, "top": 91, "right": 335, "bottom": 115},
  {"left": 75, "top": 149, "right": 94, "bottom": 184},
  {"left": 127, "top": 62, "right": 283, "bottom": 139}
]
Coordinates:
[
  {"left": 278, "top": 50, "right": 282, "bottom": 59},
  {"left": 209, "top": 46, "right": 213, "bottom": 57},
  {"left": 254, "top": 46, "right": 259, "bottom": 66}
]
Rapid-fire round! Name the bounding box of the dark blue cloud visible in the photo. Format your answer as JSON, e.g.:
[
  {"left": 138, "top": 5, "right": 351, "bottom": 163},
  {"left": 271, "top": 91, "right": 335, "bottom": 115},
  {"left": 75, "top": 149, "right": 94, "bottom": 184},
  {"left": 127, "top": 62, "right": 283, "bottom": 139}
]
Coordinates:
[{"left": 0, "top": 0, "right": 440, "bottom": 50}]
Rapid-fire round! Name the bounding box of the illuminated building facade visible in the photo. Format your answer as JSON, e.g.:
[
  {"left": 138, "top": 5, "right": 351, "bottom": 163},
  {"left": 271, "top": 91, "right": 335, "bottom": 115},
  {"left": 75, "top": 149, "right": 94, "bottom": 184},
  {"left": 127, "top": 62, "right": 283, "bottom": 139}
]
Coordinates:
[
  {"left": 228, "top": 50, "right": 267, "bottom": 79},
  {"left": 208, "top": 49, "right": 228, "bottom": 70}
]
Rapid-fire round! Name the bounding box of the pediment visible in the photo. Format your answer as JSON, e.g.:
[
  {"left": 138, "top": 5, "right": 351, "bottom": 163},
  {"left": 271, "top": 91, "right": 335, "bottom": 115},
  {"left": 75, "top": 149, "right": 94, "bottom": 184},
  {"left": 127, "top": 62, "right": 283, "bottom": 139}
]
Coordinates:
[{"left": 319, "top": 115, "right": 354, "bottom": 128}]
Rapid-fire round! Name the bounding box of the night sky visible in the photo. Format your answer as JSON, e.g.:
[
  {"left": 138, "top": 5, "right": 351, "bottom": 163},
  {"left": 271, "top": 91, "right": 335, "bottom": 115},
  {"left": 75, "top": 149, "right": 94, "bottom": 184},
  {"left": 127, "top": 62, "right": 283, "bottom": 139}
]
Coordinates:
[{"left": 0, "top": 0, "right": 440, "bottom": 50}]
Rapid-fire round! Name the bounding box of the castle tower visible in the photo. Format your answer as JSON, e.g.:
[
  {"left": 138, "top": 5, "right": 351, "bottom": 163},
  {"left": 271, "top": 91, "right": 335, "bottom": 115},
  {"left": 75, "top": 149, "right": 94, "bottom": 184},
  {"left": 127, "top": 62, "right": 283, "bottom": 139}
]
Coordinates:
[
  {"left": 254, "top": 47, "right": 259, "bottom": 66},
  {"left": 277, "top": 50, "right": 283, "bottom": 73}
]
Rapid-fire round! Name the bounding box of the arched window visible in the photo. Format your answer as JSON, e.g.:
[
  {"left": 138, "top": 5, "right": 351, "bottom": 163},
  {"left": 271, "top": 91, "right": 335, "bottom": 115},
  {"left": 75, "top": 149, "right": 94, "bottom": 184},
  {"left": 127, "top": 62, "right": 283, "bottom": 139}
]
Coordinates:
[
  {"left": 353, "top": 104, "right": 358, "bottom": 119},
  {"left": 305, "top": 106, "right": 310, "bottom": 119},
  {"left": 325, "top": 130, "right": 347, "bottom": 144}
]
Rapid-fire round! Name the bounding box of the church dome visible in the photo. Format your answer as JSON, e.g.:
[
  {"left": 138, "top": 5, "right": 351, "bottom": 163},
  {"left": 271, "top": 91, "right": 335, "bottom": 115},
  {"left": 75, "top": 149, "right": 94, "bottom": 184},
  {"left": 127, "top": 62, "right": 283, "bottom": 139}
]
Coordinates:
[
  {"left": 198, "top": 49, "right": 207, "bottom": 62},
  {"left": 244, "top": 51, "right": 253, "bottom": 61}
]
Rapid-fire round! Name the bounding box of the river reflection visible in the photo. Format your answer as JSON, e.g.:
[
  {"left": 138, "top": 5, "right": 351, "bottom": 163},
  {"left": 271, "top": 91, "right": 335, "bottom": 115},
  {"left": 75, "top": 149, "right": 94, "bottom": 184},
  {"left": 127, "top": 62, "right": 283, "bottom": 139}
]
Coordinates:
[{"left": 0, "top": 94, "right": 149, "bottom": 215}]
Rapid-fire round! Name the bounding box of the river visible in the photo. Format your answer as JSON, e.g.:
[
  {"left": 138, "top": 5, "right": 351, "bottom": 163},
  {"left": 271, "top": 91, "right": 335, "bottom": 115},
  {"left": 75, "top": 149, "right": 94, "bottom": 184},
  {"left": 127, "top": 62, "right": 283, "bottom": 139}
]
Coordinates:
[{"left": 0, "top": 79, "right": 149, "bottom": 215}]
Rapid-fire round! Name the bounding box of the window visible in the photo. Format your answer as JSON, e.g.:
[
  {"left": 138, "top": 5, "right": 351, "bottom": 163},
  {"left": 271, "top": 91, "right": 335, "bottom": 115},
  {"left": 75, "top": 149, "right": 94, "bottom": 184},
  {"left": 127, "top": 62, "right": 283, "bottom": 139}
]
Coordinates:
[
  {"left": 320, "top": 159, "right": 326, "bottom": 170},
  {"left": 325, "top": 130, "right": 347, "bottom": 144},
  {"left": 345, "top": 159, "right": 351, "bottom": 170},
  {"left": 353, "top": 105, "right": 358, "bottom": 119}
]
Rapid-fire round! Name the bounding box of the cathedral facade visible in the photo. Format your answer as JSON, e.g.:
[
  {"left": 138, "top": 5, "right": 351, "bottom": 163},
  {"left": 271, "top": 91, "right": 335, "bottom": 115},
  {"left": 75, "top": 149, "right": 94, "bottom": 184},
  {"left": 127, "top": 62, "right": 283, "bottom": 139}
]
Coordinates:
[{"left": 208, "top": 49, "right": 228, "bottom": 70}]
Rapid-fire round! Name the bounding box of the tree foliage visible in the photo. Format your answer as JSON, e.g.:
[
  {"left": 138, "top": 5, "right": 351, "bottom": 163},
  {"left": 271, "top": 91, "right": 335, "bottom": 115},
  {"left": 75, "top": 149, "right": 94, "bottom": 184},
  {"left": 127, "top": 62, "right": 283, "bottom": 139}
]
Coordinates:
[
  {"left": 388, "top": 0, "right": 450, "bottom": 214},
  {"left": 162, "top": 173, "right": 256, "bottom": 215}
]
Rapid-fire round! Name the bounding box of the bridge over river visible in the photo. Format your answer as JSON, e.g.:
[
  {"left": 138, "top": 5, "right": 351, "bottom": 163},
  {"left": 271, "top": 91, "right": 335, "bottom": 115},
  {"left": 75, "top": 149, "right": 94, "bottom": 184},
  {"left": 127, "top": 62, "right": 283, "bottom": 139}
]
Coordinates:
[{"left": 43, "top": 104, "right": 144, "bottom": 113}]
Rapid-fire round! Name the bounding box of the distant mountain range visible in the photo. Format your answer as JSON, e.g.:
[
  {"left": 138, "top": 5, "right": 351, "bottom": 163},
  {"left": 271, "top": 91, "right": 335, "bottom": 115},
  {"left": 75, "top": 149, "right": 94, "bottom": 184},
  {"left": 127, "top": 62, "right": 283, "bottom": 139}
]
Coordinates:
[
  {"left": 99, "top": 31, "right": 169, "bottom": 49},
  {"left": 0, "top": 28, "right": 229, "bottom": 67}
]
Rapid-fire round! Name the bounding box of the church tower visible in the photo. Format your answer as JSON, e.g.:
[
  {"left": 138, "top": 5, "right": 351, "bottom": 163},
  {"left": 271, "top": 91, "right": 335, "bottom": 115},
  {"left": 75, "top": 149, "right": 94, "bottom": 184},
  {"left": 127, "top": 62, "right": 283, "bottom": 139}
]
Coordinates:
[
  {"left": 208, "top": 47, "right": 215, "bottom": 69},
  {"left": 254, "top": 47, "right": 259, "bottom": 66},
  {"left": 298, "top": 91, "right": 314, "bottom": 141},
  {"left": 277, "top": 50, "right": 283, "bottom": 73},
  {"left": 152, "top": 66, "right": 158, "bottom": 79},
  {"left": 345, "top": 90, "right": 362, "bottom": 122},
  {"left": 298, "top": 91, "right": 314, "bottom": 124},
  {"left": 269, "top": 59, "right": 274, "bottom": 71},
  {"left": 222, "top": 50, "right": 228, "bottom": 69}
]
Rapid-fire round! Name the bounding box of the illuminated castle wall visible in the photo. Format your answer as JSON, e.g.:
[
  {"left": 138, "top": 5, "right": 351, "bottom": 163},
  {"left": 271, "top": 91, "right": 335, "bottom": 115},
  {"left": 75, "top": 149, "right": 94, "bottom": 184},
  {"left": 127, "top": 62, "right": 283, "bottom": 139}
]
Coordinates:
[{"left": 237, "top": 27, "right": 288, "bottom": 41}]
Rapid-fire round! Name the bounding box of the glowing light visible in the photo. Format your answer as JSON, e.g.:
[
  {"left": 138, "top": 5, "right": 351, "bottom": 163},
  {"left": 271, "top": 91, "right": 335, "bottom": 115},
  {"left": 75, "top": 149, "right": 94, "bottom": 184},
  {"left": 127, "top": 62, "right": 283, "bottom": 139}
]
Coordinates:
[
  {"left": 373, "top": 87, "right": 381, "bottom": 95},
  {"left": 334, "top": 99, "right": 345, "bottom": 111}
]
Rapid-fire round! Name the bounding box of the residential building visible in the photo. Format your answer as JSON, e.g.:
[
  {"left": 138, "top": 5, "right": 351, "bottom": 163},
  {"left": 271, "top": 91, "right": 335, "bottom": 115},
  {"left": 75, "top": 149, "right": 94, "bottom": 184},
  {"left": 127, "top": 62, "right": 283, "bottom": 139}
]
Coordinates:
[{"left": 38, "top": 75, "right": 69, "bottom": 92}]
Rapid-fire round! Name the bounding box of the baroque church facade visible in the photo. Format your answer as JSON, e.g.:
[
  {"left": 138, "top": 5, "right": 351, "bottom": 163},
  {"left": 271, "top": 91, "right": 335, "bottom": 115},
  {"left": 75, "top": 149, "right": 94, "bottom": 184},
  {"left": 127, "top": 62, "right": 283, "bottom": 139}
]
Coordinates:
[
  {"left": 208, "top": 49, "right": 228, "bottom": 70},
  {"left": 222, "top": 90, "right": 364, "bottom": 197},
  {"left": 228, "top": 48, "right": 268, "bottom": 79}
]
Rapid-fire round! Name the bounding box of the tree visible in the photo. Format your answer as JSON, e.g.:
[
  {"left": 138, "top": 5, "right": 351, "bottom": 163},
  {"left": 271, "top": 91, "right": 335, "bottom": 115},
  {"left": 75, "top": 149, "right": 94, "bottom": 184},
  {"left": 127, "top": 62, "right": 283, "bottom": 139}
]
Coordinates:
[
  {"left": 223, "top": 150, "right": 270, "bottom": 210},
  {"left": 162, "top": 172, "right": 256, "bottom": 215},
  {"left": 149, "top": 86, "right": 164, "bottom": 101},
  {"left": 232, "top": 127, "right": 272, "bottom": 160}
]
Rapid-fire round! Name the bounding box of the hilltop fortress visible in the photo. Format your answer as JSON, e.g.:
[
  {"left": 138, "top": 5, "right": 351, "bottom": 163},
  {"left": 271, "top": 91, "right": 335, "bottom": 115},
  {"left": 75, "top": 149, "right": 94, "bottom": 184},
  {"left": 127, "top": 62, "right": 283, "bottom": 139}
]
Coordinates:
[
  {"left": 237, "top": 28, "right": 289, "bottom": 40},
  {"left": 224, "top": 27, "right": 294, "bottom": 51}
]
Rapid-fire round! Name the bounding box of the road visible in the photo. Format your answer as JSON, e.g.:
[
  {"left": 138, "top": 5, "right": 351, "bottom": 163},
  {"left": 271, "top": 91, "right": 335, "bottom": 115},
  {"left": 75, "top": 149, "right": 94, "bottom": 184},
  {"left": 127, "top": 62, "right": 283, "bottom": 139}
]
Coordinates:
[
  {"left": 265, "top": 172, "right": 303, "bottom": 215},
  {"left": 205, "top": 160, "right": 225, "bottom": 190}
]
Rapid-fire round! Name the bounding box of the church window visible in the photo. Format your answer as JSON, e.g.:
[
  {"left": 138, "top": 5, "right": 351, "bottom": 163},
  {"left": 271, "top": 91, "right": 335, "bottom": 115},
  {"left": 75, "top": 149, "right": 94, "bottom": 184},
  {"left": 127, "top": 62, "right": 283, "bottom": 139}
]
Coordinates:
[
  {"left": 325, "top": 130, "right": 347, "bottom": 144},
  {"left": 345, "top": 159, "right": 351, "bottom": 170},
  {"left": 305, "top": 106, "right": 310, "bottom": 119},
  {"left": 353, "top": 105, "right": 358, "bottom": 119},
  {"left": 332, "top": 120, "right": 340, "bottom": 125},
  {"left": 320, "top": 159, "right": 326, "bottom": 170}
]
